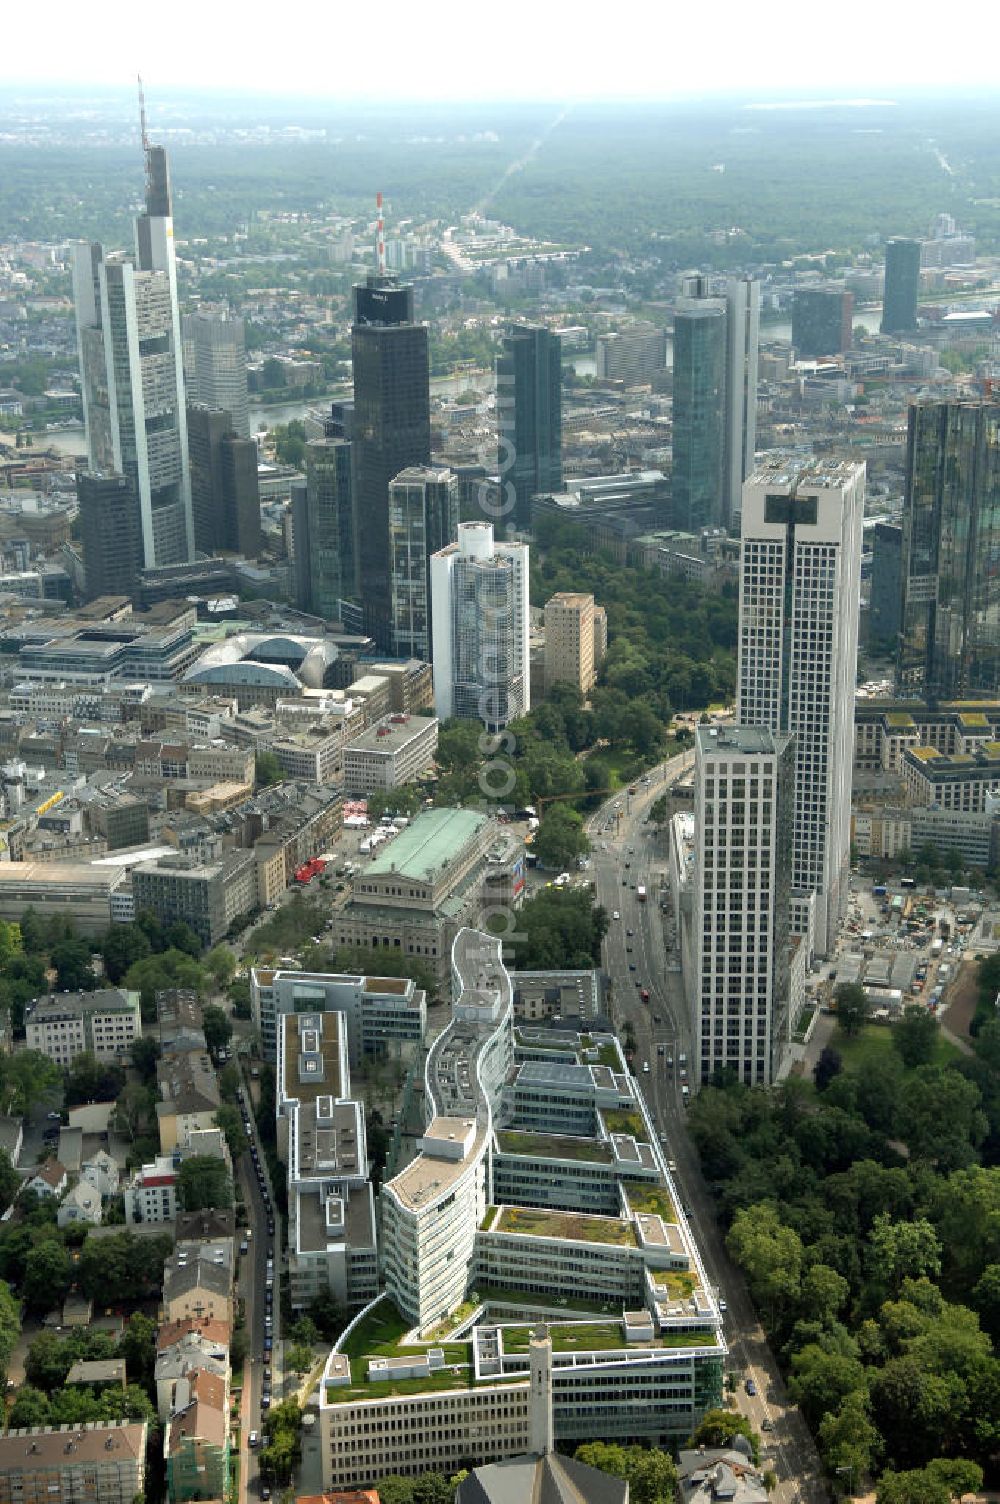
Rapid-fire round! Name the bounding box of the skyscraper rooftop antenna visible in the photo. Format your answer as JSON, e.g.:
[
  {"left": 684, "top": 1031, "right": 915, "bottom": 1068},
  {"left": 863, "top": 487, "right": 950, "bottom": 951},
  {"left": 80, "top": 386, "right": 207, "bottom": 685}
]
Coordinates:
[
  {"left": 138, "top": 73, "right": 152, "bottom": 195},
  {"left": 376, "top": 191, "right": 386, "bottom": 276},
  {"left": 138, "top": 74, "right": 149, "bottom": 151}
]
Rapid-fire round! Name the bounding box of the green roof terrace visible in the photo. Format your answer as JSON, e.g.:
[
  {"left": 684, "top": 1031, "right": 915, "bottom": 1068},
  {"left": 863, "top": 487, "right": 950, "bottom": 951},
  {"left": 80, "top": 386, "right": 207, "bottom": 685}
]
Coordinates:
[
  {"left": 495, "top": 1130, "right": 614, "bottom": 1164},
  {"left": 496, "top": 1206, "right": 638, "bottom": 1247},
  {"left": 601, "top": 1107, "right": 648, "bottom": 1141},
  {"left": 499, "top": 1321, "right": 717, "bottom": 1354}
]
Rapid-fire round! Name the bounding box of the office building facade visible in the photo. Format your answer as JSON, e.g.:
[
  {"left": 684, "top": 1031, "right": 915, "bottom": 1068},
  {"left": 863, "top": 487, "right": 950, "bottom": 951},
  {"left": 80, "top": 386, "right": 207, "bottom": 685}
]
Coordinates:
[
  {"left": 352, "top": 276, "right": 431, "bottom": 646},
  {"left": 898, "top": 400, "right": 1000, "bottom": 701},
  {"left": 693, "top": 725, "right": 794, "bottom": 1087},
  {"left": 430, "top": 522, "right": 530, "bottom": 729},
  {"left": 881, "top": 237, "right": 921, "bottom": 333},
  {"left": 78, "top": 472, "right": 143, "bottom": 599},
  {"left": 72, "top": 138, "right": 194, "bottom": 571},
  {"left": 389, "top": 466, "right": 458, "bottom": 659},
  {"left": 181, "top": 306, "right": 250, "bottom": 438},
  {"left": 305, "top": 439, "right": 354, "bottom": 622},
  {"left": 496, "top": 326, "right": 562, "bottom": 530},
  {"left": 738, "top": 458, "right": 865, "bottom": 956},
  {"left": 676, "top": 275, "right": 759, "bottom": 532},
  {"left": 791, "top": 287, "right": 854, "bottom": 359},
  {"left": 870, "top": 520, "right": 903, "bottom": 649},
  {"left": 671, "top": 299, "right": 727, "bottom": 534},
  {"left": 543, "top": 591, "right": 606, "bottom": 696},
  {"left": 187, "top": 406, "right": 261, "bottom": 558},
  {"left": 595, "top": 326, "right": 667, "bottom": 386}
]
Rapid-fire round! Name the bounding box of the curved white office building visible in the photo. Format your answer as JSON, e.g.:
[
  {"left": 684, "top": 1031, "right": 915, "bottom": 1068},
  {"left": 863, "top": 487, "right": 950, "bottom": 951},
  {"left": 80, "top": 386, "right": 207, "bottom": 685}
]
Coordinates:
[{"left": 380, "top": 928, "right": 513, "bottom": 1332}]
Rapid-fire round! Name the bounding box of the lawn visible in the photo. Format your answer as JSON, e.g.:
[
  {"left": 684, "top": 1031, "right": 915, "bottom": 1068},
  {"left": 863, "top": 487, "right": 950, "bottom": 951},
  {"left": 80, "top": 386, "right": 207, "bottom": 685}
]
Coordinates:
[
  {"left": 339, "top": 1297, "right": 469, "bottom": 1366},
  {"left": 497, "top": 1206, "right": 637, "bottom": 1246},
  {"left": 830, "top": 1023, "right": 961, "bottom": 1072},
  {"left": 326, "top": 1368, "right": 479, "bottom": 1404},
  {"left": 626, "top": 1184, "right": 678, "bottom": 1223},
  {"left": 496, "top": 1130, "right": 613, "bottom": 1164},
  {"left": 481, "top": 1205, "right": 499, "bottom": 1231},
  {"left": 596, "top": 1043, "right": 621, "bottom": 1069},
  {"left": 602, "top": 1107, "right": 648, "bottom": 1140}
]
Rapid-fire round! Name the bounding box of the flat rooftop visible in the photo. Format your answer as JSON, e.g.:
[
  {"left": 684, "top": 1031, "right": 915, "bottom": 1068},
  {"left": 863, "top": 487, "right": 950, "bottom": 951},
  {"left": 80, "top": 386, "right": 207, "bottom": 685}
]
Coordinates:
[
  {"left": 281, "top": 1011, "right": 343, "bottom": 1104},
  {"left": 347, "top": 715, "right": 436, "bottom": 753},
  {"left": 696, "top": 724, "right": 787, "bottom": 756},
  {"left": 366, "top": 807, "right": 487, "bottom": 882},
  {"left": 386, "top": 1122, "right": 486, "bottom": 1212}
]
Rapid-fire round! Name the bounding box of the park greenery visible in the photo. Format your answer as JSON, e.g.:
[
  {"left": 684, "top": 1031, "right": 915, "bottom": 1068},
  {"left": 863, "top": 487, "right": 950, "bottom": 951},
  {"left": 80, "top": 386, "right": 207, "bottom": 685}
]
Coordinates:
[
  {"left": 501, "top": 886, "right": 609, "bottom": 971},
  {"left": 687, "top": 1006, "right": 1000, "bottom": 1498}
]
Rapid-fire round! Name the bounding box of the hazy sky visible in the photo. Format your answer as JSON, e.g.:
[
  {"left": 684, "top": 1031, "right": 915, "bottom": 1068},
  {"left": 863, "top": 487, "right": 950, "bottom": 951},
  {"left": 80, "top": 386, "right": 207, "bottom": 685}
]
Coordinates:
[{"left": 4, "top": 0, "right": 998, "bottom": 98}]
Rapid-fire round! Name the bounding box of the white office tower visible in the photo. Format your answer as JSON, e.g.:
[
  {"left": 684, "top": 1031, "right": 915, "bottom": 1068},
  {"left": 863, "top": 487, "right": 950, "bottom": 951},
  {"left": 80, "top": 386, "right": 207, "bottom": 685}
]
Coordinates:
[
  {"left": 678, "top": 273, "right": 759, "bottom": 531},
  {"left": 72, "top": 137, "right": 194, "bottom": 568},
  {"left": 430, "top": 521, "right": 530, "bottom": 730},
  {"left": 737, "top": 458, "right": 865, "bottom": 957},
  {"left": 182, "top": 306, "right": 251, "bottom": 437},
  {"left": 693, "top": 725, "right": 794, "bottom": 1087}
]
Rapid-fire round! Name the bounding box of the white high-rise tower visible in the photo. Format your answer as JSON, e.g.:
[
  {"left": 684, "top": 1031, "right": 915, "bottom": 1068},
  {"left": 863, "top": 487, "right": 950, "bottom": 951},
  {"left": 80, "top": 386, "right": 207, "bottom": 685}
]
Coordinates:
[
  {"left": 73, "top": 93, "right": 193, "bottom": 571},
  {"left": 430, "top": 521, "right": 530, "bottom": 730},
  {"left": 693, "top": 724, "right": 795, "bottom": 1086},
  {"left": 737, "top": 457, "right": 864, "bottom": 957}
]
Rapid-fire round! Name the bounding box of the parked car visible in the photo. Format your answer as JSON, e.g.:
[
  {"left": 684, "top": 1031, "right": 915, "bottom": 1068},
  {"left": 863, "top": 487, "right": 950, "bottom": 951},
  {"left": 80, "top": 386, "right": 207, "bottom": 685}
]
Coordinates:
[{"left": 745, "top": 1378, "right": 757, "bottom": 1396}]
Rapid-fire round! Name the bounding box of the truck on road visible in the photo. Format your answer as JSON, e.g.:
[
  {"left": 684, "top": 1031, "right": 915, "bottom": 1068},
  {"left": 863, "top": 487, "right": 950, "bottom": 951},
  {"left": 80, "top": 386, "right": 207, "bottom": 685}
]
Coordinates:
[{"left": 637, "top": 884, "right": 647, "bottom": 902}]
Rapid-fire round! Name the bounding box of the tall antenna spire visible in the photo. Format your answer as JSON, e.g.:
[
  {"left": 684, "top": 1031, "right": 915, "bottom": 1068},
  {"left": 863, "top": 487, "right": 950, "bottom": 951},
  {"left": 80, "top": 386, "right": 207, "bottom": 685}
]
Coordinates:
[
  {"left": 376, "top": 191, "right": 386, "bottom": 275},
  {"left": 138, "top": 73, "right": 149, "bottom": 152}
]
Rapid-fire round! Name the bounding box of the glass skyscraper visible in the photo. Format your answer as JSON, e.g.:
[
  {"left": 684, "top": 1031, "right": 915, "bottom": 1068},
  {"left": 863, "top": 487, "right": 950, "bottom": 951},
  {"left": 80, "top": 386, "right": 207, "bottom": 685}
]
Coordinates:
[
  {"left": 898, "top": 400, "right": 1000, "bottom": 701},
  {"left": 389, "top": 466, "right": 459, "bottom": 660},
  {"left": 671, "top": 299, "right": 727, "bottom": 533},
  {"left": 304, "top": 438, "right": 354, "bottom": 623},
  {"left": 496, "top": 325, "right": 562, "bottom": 530},
  {"left": 881, "top": 237, "right": 921, "bottom": 334},
  {"left": 73, "top": 138, "right": 194, "bottom": 572},
  {"left": 352, "top": 274, "right": 431, "bottom": 646}
]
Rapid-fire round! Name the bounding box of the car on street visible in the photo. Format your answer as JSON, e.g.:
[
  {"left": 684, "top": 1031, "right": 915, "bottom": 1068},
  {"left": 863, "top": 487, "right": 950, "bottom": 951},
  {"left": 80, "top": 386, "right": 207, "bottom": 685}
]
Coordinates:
[
  {"left": 719, "top": 1298, "right": 727, "bottom": 1313},
  {"left": 261, "top": 1488, "right": 271, "bottom": 1501},
  {"left": 657, "top": 1044, "right": 665, "bottom": 1054},
  {"left": 761, "top": 1417, "right": 773, "bottom": 1431},
  {"left": 626, "top": 928, "right": 634, "bottom": 936},
  {"left": 745, "top": 1378, "right": 757, "bottom": 1396},
  {"left": 642, "top": 1061, "right": 649, "bottom": 1073},
  {"left": 613, "top": 910, "right": 620, "bottom": 921},
  {"left": 629, "top": 962, "right": 636, "bottom": 971},
  {"left": 248, "top": 1431, "right": 259, "bottom": 1448},
  {"left": 667, "top": 1159, "right": 677, "bottom": 1172}
]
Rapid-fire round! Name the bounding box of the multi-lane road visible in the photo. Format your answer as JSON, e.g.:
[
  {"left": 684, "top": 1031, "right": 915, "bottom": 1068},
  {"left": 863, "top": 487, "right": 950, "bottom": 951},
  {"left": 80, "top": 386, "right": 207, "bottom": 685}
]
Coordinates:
[
  {"left": 587, "top": 753, "right": 829, "bottom": 1504},
  {"left": 235, "top": 1086, "right": 282, "bottom": 1504}
]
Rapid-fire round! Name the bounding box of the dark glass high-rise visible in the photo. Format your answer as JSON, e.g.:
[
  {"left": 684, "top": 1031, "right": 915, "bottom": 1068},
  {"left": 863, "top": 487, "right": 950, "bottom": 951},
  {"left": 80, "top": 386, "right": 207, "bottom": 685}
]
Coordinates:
[{"left": 351, "top": 275, "right": 430, "bottom": 647}]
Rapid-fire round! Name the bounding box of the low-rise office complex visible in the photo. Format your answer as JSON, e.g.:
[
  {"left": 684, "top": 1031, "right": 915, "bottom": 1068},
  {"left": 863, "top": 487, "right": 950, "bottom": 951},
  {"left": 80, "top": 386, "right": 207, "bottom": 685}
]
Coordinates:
[
  {"left": 343, "top": 714, "right": 438, "bottom": 796},
  {"left": 251, "top": 966, "right": 426, "bottom": 1065},
  {"left": 317, "top": 928, "right": 723, "bottom": 1488}
]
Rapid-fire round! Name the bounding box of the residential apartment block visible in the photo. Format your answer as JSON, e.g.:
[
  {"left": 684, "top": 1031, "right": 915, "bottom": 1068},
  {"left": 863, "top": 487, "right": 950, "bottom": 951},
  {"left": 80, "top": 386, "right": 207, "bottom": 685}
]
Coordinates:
[
  {"left": 25, "top": 989, "right": 141, "bottom": 1067},
  {"left": 0, "top": 1422, "right": 147, "bottom": 1504}
]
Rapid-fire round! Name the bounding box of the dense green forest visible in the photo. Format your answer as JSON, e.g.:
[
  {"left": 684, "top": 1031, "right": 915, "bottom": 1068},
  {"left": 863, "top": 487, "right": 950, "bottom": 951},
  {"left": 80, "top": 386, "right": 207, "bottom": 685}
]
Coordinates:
[
  {"left": 688, "top": 1007, "right": 1000, "bottom": 1498},
  {"left": 4, "top": 94, "right": 1000, "bottom": 260}
]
